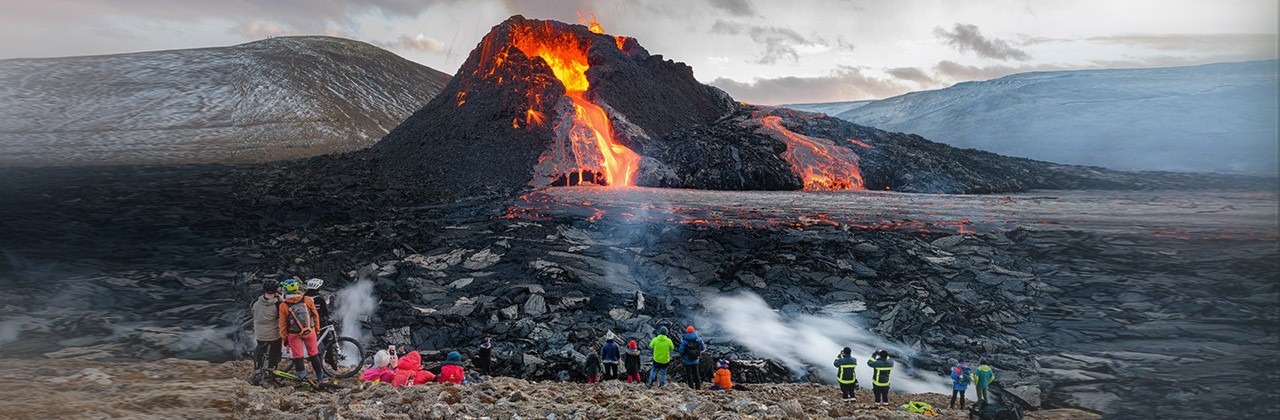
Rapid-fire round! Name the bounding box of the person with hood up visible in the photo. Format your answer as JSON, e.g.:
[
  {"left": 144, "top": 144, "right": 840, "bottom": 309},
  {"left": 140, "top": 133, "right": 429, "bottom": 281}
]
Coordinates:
[
  {"left": 949, "top": 358, "right": 974, "bottom": 409},
  {"left": 623, "top": 340, "right": 642, "bottom": 383},
  {"left": 362, "top": 347, "right": 399, "bottom": 383},
  {"left": 250, "top": 279, "right": 282, "bottom": 381},
  {"left": 867, "top": 349, "right": 894, "bottom": 406},
  {"left": 833, "top": 347, "right": 858, "bottom": 401},
  {"left": 438, "top": 351, "right": 466, "bottom": 384},
  {"left": 974, "top": 358, "right": 996, "bottom": 403},
  {"left": 476, "top": 337, "right": 493, "bottom": 376},
  {"left": 677, "top": 326, "right": 706, "bottom": 389},
  {"left": 710, "top": 360, "right": 733, "bottom": 390},
  {"left": 276, "top": 277, "right": 326, "bottom": 383},
  {"left": 390, "top": 350, "right": 436, "bottom": 386},
  {"left": 600, "top": 331, "right": 621, "bottom": 381},
  {"left": 584, "top": 346, "right": 601, "bottom": 383},
  {"left": 648, "top": 327, "right": 674, "bottom": 387}
]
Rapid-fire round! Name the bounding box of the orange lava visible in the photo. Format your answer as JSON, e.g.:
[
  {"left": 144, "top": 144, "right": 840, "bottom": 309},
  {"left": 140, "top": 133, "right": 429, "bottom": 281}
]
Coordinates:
[
  {"left": 512, "top": 18, "right": 639, "bottom": 186},
  {"left": 755, "top": 115, "right": 865, "bottom": 191}
]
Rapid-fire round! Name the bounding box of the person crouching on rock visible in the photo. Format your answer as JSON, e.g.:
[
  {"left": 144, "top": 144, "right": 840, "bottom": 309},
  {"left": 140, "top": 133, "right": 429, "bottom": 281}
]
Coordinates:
[
  {"left": 277, "top": 277, "right": 327, "bottom": 383},
  {"left": 584, "top": 346, "right": 601, "bottom": 383},
  {"left": 624, "top": 340, "right": 642, "bottom": 383},
  {"left": 648, "top": 327, "right": 674, "bottom": 387},
  {"left": 363, "top": 347, "right": 399, "bottom": 383},
  {"left": 710, "top": 360, "right": 733, "bottom": 390},
  {"left": 437, "top": 351, "right": 466, "bottom": 384},
  {"left": 250, "top": 279, "right": 282, "bottom": 382},
  {"left": 391, "top": 349, "right": 435, "bottom": 386},
  {"left": 868, "top": 349, "right": 894, "bottom": 406},
  {"left": 678, "top": 326, "right": 706, "bottom": 389},
  {"left": 600, "top": 332, "right": 621, "bottom": 380},
  {"left": 833, "top": 347, "right": 858, "bottom": 402}
]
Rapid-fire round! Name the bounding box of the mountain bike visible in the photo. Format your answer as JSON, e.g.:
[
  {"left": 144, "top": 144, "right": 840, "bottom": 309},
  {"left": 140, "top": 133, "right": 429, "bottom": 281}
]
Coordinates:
[{"left": 316, "top": 322, "right": 366, "bottom": 379}]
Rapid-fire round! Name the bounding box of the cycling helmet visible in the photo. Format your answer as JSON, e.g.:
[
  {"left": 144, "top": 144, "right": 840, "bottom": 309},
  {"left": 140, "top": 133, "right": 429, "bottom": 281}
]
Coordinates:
[
  {"left": 281, "top": 277, "right": 301, "bottom": 292},
  {"left": 261, "top": 279, "right": 280, "bottom": 293},
  {"left": 306, "top": 278, "right": 324, "bottom": 290}
]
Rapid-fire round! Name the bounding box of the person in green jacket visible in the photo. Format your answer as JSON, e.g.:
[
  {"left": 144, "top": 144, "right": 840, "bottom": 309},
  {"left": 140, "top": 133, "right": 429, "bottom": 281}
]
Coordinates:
[
  {"left": 647, "top": 326, "right": 674, "bottom": 387},
  {"left": 975, "top": 358, "right": 996, "bottom": 403}
]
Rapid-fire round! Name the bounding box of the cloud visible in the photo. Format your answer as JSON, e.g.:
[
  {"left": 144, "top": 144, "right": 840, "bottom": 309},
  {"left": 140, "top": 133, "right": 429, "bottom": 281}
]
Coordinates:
[
  {"left": 886, "top": 67, "right": 937, "bottom": 85},
  {"left": 1087, "top": 33, "right": 1278, "bottom": 55},
  {"left": 229, "top": 21, "right": 291, "bottom": 39},
  {"left": 710, "top": 20, "right": 822, "bottom": 64},
  {"left": 706, "top": 0, "right": 757, "bottom": 17},
  {"left": 709, "top": 65, "right": 917, "bottom": 104},
  {"left": 396, "top": 34, "right": 447, "bottom": 52},
  {"left": 933, "top": 23, "right": 1031, "bottom": 61}
]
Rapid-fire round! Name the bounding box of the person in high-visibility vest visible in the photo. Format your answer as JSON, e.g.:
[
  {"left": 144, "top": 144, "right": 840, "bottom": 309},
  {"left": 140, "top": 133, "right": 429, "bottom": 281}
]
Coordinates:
[
  {"left": 867, "top": 349, "right": 895, "bottom": 406},
  {"left": 833, "top": 347, "right": 858, "bottom": 401}
]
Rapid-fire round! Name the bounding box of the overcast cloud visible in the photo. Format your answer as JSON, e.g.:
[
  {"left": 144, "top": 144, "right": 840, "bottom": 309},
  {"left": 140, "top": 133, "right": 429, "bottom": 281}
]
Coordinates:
[{"left": 0, "top": 0, "right": 1275, "bottom": 104}]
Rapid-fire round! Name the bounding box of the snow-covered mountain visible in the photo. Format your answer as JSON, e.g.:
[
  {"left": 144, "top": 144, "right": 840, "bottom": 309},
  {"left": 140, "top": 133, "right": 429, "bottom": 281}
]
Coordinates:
[
  {"left": 0, "top": 36, "right": 450, "bottom": 166},
  {"left": 792, "top": 61, "right": 1279, "bottom": 175}
]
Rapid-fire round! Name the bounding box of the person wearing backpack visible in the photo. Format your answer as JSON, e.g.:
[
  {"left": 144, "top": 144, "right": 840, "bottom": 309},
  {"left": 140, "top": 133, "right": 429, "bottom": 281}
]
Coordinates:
[
  {"left": 437, "top": 351, "right": 466, "bottom": 384},
  {"left": 833, "top": 347, "right": 858, "bottom": 401},
  {"left": 949, "top": 358, "right": 974, "bottom": 409},
  {"left": 867, "top": 349, "right": 894, "bottom": 406},
  {"left": 276, "top": 278, "right": 326, "bottom": 383},
  {"left": 974, "top": 358, "right": 996, "bottom": 403},
  {"left": 677, "top": 326, "right": 706, "bottom": 389},
  {"left": 648, "top": 327, "right": 674, "bottom": 387},
  {"left": 250, "top": 279, "right": 282, "bottom": 382},
  {"left": 623, "top": 340, "right": 642, "bottom": 383},
  {"left": 600, "top": 332, "right": 621, "bottom": 381}
]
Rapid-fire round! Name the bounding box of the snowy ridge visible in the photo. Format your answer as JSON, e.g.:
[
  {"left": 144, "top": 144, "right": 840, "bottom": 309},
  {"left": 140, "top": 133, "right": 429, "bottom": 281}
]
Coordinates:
[
  {"left": 0, "top": 36, "right": 450, "bottom": 166},
  {"left": 796, "top": 61, "right": 1278, "bottom": 175}
]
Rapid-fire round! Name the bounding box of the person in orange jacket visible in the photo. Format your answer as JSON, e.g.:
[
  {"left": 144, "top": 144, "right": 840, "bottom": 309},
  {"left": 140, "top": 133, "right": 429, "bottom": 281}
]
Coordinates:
[
  {"left": 438, "top": 351, "right": 466, "bottom": 384},
  {"left": 276, "top": 278, "right": 326, "bottom": 382},
  {"left": 710, "top": 359, "right": 733, "bottom": 390},
  {"left": 391, "top": 350, "right": 436, "bottom": 386}
]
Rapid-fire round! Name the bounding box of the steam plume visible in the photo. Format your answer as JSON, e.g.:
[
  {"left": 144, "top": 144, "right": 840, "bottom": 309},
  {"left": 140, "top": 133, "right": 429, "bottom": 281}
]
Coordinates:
[
  {"left": 705, "top": 291, "right": 950, "bottom": 393},
  {"left": 334, "top": 279, "right": 379, "bottom": 343}
]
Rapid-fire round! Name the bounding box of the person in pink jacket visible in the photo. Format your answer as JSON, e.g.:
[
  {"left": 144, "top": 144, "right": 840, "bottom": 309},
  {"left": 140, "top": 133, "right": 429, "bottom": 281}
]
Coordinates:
[{"left": 362, "top": 348, "right": 398, "bottom": 383}]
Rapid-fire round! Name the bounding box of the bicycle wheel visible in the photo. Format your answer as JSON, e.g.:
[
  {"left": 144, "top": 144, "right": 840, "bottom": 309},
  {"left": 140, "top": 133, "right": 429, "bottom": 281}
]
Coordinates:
[{"left": 321, "top": 336, "right": 366, "bottom": 379}]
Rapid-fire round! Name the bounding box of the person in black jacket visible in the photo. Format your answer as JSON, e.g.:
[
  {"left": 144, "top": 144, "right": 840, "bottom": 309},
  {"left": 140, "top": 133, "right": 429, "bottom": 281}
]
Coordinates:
[
  {"left": 833, "top": 347, "right": 858, "bottom": 401},
  {"left": 584, "top": 347, "right": 601, "bottom": 383},
  {"left": 623, "top": 340, "right": 642, "bottom": 382},
  {"left": 867, "top": 349, "right": 895, "bottom": 406},
  {"left": 476, "top": 337, "right": 493, "bottom": 376}
]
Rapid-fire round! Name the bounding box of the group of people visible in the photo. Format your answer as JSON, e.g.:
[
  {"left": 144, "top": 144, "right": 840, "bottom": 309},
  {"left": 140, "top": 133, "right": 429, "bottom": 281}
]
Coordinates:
[
  {"left": 948, "top": 358, "right": 997, "bottom": 409},
  {"left": 250, "top": 277, "right": 332, "bottom": 383},
  {"left": 583, "top": 326, "right": 731, "bottom": 390},
  {"left": 833, "top": 348, "right": 896, "bottom": 405},
  {"left": 359, "top": 346, "right": 467, "bottom": 386}
]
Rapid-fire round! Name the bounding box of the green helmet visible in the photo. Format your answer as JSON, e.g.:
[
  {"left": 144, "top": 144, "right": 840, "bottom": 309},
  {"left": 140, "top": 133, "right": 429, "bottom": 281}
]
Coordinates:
[{"left": 281, "top": 277, "right": 301, "bottom": 292}]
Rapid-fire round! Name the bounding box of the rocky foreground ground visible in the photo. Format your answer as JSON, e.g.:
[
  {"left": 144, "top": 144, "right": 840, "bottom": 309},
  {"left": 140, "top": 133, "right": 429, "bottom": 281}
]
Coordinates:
[{"left": 0, "top": 358, "right": 1099, "bottom": 419}]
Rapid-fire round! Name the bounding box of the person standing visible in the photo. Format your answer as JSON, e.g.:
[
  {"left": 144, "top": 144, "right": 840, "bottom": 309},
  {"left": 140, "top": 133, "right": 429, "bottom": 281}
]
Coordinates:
[
  {"left": 949, "top": 358, "right": 974, "bottom": 409},
  {"left": 677, "top": 326, "right": 706, "bottom": 389},
  {"left": 476, "top": 337, "right": 493, "bottom": 376},
  {"left": 648, "top": 327, "right": 674, "bottom": 387},
  {"left": 623, "top": 340, "right": 642, "bottom": 383},
  {"left": 584, "top": 347, "right": 601, "bottom": 383},
  {"left": 868, "top": 349, "right": 894, "bottom": 406},
  {"left": 833, "top": 347, "right": 859, "bottom": 402},
  {"left": 975, "top": 358, "right": 996, "bottom": 403},
  {"left": 250, "top": 279, "right": 282, "bottom": 381},
  {"left": 600, "top": 332, "right": 621, "bottom": 381},
  {"left": 277, "top": 278, "right": 326, "bottom": 383}
]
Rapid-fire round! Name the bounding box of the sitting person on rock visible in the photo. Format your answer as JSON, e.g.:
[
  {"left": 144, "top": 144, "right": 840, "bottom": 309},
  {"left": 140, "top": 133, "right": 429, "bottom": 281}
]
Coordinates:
[
  {"left": 710, "top": 360, "right": 733, "bottom": 390},
  {"left": 277, "top": 277, "right": 327, "bottom": 383},
  {"left": 584, "top": 347, "right": 601, "bottom": 383},
  {"left": 623, "top": 340, "right": 642, "bottom": 383},
  {"left": 391, "top": 350, "right": 435, "bottom": 386},
  {"left": 437, "top": 351, "right": 466, "bottom": 384},
  {"left": 648, "top": 327, "right": 674, "bottom": 387},
  {"left": 362, "top": 347, "right": 399, "bottom": 383},
  {"left": 600, "top": 332, "right": 621, "bottom": 380}
]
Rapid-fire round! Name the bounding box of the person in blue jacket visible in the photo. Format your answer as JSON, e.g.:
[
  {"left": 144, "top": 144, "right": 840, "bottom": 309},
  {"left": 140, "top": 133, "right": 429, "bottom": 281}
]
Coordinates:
[
  {"left": 599, "top": 332, "right": 621, "bottom": 381},
  {"left": 677, "top": 326, "right": 706, "bottom": 389},
  {"left": 949, "top": 358, "right": 974, "bottom": 409}
]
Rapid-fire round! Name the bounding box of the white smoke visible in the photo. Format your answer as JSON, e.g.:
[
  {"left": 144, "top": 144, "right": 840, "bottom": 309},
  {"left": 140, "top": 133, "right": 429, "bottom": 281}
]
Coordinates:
[
  {"left": 334, "top": 279, "right": 379, "bottom": 344},
  {"left": 705, "top": 291, "right": 951, "bottom": 394}
]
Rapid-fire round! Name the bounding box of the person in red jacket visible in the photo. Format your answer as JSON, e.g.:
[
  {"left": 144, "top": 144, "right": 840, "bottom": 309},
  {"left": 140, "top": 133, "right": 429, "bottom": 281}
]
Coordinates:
[
  {"left": 391, "top": 350, "right": 436, "bottom": 386},
  {"left": 276, "top": 278, "right": 326, "bottom": 382},
  {"left": 438, "top": 351, "right": 466, "bottom": 384}
]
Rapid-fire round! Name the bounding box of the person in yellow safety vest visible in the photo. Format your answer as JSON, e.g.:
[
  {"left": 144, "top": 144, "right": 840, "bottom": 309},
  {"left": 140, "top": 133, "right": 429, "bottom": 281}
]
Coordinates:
[
  {"left": 867, "top": 349, "right": 894, "bottom": 406},
  {"left": 833, "top": 347, "right": 858, "bottom": 402}
]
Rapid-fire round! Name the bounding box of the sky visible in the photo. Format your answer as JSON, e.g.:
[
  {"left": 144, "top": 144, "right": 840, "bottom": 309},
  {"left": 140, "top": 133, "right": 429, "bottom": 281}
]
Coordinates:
[{"left": 1, "top": 0, "right": 1276, "bottom": 105}]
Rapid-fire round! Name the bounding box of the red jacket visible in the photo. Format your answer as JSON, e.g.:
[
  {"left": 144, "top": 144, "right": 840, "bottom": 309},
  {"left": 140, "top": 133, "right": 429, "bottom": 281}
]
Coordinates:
[
  {"left": 438, "top": 363, "right": 465, "bottom": 384},
  {"left": 391, "top": 351, "right": 436, "bottom": 386}
]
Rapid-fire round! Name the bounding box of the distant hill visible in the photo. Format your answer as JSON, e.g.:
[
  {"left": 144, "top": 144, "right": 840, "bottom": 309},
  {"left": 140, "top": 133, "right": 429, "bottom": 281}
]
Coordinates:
[
  {"left": 790, "top": 61, "right": 1279, "bottom": 175},
  {"left": 0, "top": 36, "right": 451, "bottom": 166}
]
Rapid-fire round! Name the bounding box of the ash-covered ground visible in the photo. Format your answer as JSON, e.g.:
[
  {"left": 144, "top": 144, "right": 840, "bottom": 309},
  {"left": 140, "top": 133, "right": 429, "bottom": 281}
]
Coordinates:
[{"left": 0, "top": 165, "right": 1275, "bottom": 418}]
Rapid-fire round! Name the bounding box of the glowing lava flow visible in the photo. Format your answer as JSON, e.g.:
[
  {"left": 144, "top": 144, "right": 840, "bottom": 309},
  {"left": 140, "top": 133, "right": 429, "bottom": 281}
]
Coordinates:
[
  {"left": 755, "top": 115, "right": 865, "bottom": 190},
  {"left": 512, "top": 19, "right": 639, "bottom": 186}
]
